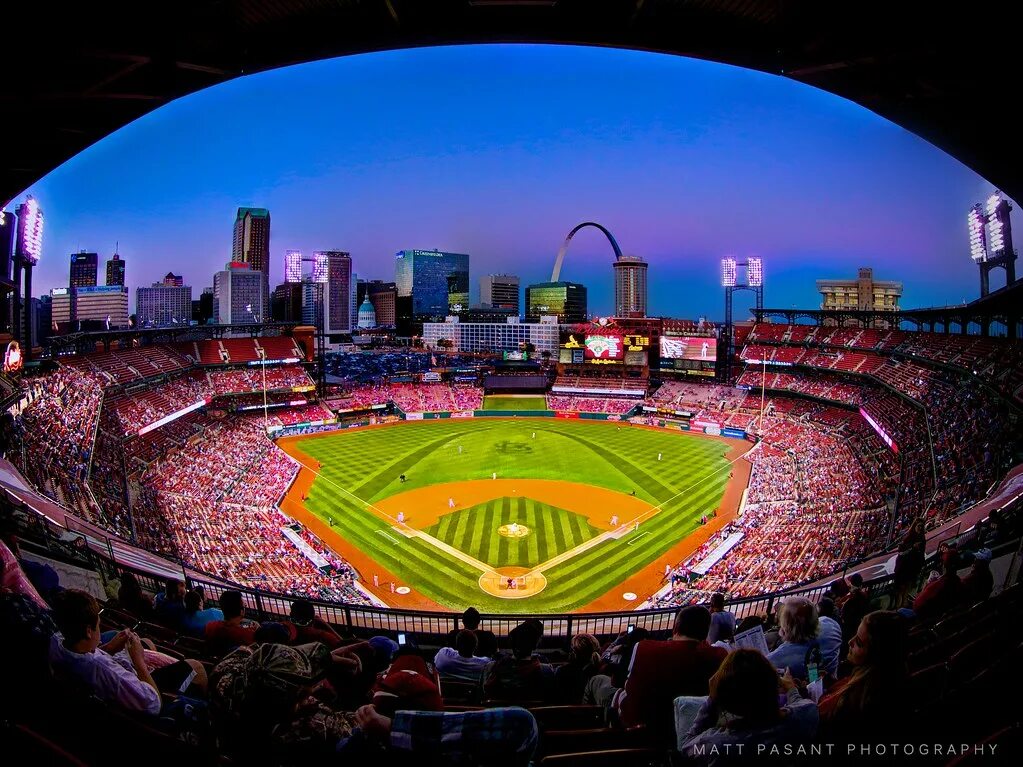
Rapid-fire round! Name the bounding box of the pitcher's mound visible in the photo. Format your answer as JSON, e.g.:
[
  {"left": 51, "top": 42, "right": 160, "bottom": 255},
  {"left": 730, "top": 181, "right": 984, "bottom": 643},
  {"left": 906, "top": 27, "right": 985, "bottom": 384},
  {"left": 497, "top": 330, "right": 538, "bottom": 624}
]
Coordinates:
[{"left": 479, "top": 566, "right": 548, "bottom": 599}]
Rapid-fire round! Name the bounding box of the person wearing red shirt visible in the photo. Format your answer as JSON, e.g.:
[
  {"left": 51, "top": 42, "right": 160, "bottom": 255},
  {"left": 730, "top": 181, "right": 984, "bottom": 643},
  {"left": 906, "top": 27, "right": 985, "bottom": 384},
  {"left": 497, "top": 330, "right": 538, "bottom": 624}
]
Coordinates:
[
  {"left": 204, "top": 590, "right": 260, "bottom": 652},
  {"left": 912, "top": 550, "right": 963, "bottom": 621},
  {"left": 583, "top": 606, "right": 727, "bottom": 741}
]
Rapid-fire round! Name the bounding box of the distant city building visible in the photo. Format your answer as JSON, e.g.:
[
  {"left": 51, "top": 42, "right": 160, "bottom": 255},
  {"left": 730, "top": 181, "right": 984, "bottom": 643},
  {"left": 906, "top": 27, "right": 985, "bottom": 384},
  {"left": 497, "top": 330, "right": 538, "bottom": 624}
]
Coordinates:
[
  {"left": 613, "top": 255, "right": 648, "bottom": 317},
  {"left": 192, "top": 287, "right": 214, "bottom": 325},
  {"left": 284, "top": 249, "right": 303, "bottom": 283},
  {"left": 72, "top": 285, "right": 129, "bottom": 329},
  {"left": 316, "top": 251, "right": 353, "bottom": 335},
  {"left": 301, "top": 281, "right": 323, "bottom": 328},
  {"left": 357, "top": 280, "right": 397, "bottom": 327},
  {"left": 137, "top": 281, "right": 192, "bottom": 327},
  {"left": 213, "top": 262, "right": 264, "bottom": 324},
  {"left": 422, "top": 318, "right": 561, "bottom": 355},
  {"left": 357, "top": 296, "right": 377, "bottom": 328},
  {"left": 457, "top": 307, "right": 520, "bottom": 323},
  {"left": 50, "top": 289, "right": 72, "bottom": 329},
  {"left": 272, "top": 282, "right": 304, "bottom": 322},
  {"left": 479, "top": 274, "right": 520, "bottom": 313},
  {"left": 394, "top": 249, "right": 470, "bottom": 321},
  {"left": 69, "top": 252, "right": 98, "bottom": 288},
  {"left": 232, "top": 208, "right": 271, "bottom": 319},
  {"left": 159, "top": 272, "right": 184, "bottom": 287},
  {"left": 105, "top": 253, "right": 125, "bottom": 286},
  {"left": 817, "top": 267, "right": 903, "bottom": 326},
  {"left": 30, "top": 295, "right": 52, "bottom": 347},
  {"left": 525, "top": 281, "right": 587, "bottom": 323}
]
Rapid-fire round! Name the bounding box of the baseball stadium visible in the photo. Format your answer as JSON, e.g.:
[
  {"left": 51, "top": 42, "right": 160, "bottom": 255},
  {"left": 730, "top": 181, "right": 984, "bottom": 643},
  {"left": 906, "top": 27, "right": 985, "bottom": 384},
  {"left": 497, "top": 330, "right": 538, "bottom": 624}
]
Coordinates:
[{"left": 3, "top": 4, "right": 1023, "bottom": 764}]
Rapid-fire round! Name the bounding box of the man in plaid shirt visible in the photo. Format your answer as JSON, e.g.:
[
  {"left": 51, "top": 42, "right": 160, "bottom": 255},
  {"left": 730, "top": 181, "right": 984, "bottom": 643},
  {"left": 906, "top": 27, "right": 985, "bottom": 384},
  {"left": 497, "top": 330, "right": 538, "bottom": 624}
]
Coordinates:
[{"left": 355, "top": 704, "right": 538, "bottom": 766}]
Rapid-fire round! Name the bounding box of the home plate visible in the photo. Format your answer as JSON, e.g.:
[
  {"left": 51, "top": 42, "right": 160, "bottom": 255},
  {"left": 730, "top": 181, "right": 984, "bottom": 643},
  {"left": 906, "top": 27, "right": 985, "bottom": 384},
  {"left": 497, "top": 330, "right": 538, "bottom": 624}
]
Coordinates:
[
  {"left": 396, "top": 586, "right": 411, "bottom": 595},
  {"left": 623, "top": 592, "right": 637, "bottom": 601}
]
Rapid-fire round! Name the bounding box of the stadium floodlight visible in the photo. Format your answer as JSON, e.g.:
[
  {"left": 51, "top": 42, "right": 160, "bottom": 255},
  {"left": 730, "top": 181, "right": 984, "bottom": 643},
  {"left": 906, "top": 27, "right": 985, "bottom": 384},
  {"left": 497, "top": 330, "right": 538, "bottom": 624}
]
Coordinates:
[
  {"left": 313, "top": 252, "right": 329, "bottom": 283},
  {"left": 721, "top": 257, "right": 737, "bottom": 287},
  {"left": 17, "top": 195, "right": 44, "bottom": 264},
  {"left": 968, "top": 204, "right": 988, "bottom": 262},
  {"left": 985, "top": 193, "right": 1008, "bottom": 257},
  {"left": 285, "top": 249, "right": 303, "bottom": 283},
  {"left": 747, "top": 257, "right": 763, "bottom": 287}
]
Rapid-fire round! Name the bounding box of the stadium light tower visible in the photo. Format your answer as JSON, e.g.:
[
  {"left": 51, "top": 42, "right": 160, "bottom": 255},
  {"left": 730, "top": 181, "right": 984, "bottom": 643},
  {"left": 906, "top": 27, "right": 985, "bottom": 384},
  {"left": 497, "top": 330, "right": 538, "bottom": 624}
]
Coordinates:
[
  {"left": 14, "top": 196, "right": 44, "bottom": 361},
  {"left": 721, "top": 256, "right": 764, "bottom": 381},
  {"left": 972, "top": 192, "right": 1017, "bottom": 298}
]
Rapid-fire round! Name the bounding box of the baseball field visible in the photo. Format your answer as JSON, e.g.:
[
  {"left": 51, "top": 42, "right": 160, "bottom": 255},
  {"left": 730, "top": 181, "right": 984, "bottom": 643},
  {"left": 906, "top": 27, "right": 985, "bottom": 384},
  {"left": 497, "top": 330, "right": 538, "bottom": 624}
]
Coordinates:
[{"left": 278, "top": 419, "right": 749, "bottom": 613}]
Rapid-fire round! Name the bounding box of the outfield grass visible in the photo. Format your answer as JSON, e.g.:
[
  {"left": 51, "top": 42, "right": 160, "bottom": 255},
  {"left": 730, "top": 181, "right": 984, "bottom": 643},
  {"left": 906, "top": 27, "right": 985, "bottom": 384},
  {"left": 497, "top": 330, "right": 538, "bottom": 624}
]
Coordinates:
[
  {"left": 424, "top": 497, "right": 600, "bottom": 568},
  {"left": 483, "top": 395, "right": 549, "bottom": 411},
  {"left": 293, "top": 419, "right": 733, "bottom": 612}
]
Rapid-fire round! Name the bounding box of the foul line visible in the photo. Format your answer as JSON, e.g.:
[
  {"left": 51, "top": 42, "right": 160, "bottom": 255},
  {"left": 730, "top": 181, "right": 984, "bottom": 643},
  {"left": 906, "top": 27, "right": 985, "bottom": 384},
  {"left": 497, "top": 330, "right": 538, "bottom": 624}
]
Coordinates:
[
  {"left": 626, "top": 531, "right": 652, "bottom": 546},
  {"left": 375, "top": 529, "right": 400, "bottom": 545}
]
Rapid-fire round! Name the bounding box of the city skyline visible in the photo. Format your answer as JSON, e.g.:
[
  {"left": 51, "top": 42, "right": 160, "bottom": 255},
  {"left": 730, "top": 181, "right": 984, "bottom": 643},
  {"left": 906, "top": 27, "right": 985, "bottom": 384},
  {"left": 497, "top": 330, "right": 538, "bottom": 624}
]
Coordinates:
[{"left": 4, "top": 44, "right": 1017, "bottom": 321}]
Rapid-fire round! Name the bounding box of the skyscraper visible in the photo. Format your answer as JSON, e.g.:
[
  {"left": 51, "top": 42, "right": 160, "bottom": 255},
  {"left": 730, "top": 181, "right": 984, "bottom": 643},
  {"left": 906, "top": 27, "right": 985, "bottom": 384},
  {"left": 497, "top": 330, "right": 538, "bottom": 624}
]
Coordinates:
[
  {"left": 69, "top": 252, "right": 98, "bottom": 288},
  {"left": 357, "top": 280, "right": 397, "bottom": 327},
  {"left": 161, "top": 272, "right": 184, "bottom": 287},
  {"left": 136, "top": 281, "right": 192, "bottom": 327},
  {"left": 213, "top": 262, "right": 264, "bottom": 324},
  {"left": 479, "top": 274, "right": 520, "bottom": 313},
  {"left": 284, "top": 249, "right": 303, "bottom": 283},
  {"left": 316, "top": 251, "right": 353, "bottom": 335},
  {"left": 232, "top": 208, "right": 270, "bottom": 318},
  {"left": 394, "top": 249, "right": 470, "bottom": 321},
  {"left": 272, "top": 282, "right": 304, "bottom": 322},
  {"left": 613, "top": 255, "right": 648, "bottom": 317},
  {"left": 105, "top": 253, "right": 125, "bottom": 286},
  {"left": 525, "top": 281, "right": 587, "bottom": 323}
]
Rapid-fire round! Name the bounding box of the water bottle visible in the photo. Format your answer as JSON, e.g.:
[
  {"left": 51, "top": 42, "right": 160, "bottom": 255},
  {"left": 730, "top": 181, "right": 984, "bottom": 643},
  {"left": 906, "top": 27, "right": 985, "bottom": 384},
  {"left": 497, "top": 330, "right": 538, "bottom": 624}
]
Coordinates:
[{"left": 806, "top": 642, "right": 823, "bottom": 683}]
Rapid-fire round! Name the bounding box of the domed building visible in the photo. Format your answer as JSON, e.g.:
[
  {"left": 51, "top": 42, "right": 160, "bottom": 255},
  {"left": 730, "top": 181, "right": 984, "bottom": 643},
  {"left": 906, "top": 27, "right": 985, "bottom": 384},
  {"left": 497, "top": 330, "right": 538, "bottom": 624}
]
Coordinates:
[{"left": 357, "top": 296, "right": 376, "bottom": 328}]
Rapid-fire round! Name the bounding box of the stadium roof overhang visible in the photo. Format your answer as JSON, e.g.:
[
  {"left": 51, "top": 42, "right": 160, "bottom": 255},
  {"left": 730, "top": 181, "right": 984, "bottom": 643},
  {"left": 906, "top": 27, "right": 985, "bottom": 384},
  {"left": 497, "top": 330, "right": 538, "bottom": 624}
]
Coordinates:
[{"left": 1, "top": 1, "right": 1020, "bottom": 205}]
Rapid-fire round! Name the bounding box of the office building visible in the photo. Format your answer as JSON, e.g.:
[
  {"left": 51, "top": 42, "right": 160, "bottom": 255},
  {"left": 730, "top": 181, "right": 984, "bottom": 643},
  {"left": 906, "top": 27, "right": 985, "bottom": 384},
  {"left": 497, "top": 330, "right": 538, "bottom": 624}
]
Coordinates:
[
  {"left": 316, "top": 250, "right": 353, "bottom": 335},
  {"left": 422, "top": 317, "right": 561, "bottom": 355},
  {"left": 105, "top": 253, "right": 125, "bottom": 286},
  {"left": 212, "top": 262, "right": 264, "bottom": 324},
  {"left": 613, "top": 255, "right": 648, "bottom": 317},
  {"left": 357, "top": 280, "right": 397, "bottom": 327},
  {"left": 394, "top": 249, "right": 470, "bottom": 321},
  {"left": 479, "top": 274, "right": 520, "bottom": 313},
  {"left": 272, "top": 282, "right": 304, "bottom": 322},
  {"left": 159, "top": 272, "right": 184, "bottom": 287},
  {"left": 817, "top": 267, "right": 902, "bottom": 326},
  {"left": 525, "top": 281, "right": 587, "bottom": 323},
  {"left": 70, "top": 252, "right": 98, "bottom": 288},
  {"left": 136, "top": 281, "right": 193, "bottom": 327},
  {"left": 301, "top": 281, "right": 323, "bottom": 328},
  {"left": 232, "top": 208, "right": 270, "bottom": 318},
  {"left": 192, "top": 287, "right": 214, "bottom": 325},
  {"left": 73, "top": 285, "right": 129, "bottom": 328}
]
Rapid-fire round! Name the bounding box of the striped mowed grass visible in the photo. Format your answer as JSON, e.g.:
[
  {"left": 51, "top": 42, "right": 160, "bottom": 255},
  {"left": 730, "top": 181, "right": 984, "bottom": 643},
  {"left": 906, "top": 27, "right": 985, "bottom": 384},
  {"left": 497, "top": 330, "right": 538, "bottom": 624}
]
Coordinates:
[
  {"left": 292, "top": 419, "right": 734, "bottom": 612},
  {"left": 425, "top": 497, "right": 600, "bottom": 568}
]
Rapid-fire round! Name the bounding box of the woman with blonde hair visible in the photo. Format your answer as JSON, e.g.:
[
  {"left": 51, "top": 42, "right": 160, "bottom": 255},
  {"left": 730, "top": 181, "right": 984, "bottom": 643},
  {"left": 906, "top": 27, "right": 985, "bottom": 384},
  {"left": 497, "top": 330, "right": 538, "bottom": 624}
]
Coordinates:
[
  {"left": 553, "top": 633, "right": 601, "bottom": 703},
  {"left": 766, "top": 596, "right": 820, "bottom": 679}
]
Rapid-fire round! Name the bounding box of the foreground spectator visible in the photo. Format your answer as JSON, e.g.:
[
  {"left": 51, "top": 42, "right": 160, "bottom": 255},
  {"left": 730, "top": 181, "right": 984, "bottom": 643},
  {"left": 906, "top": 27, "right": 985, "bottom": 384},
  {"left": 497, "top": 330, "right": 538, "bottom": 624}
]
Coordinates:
[
  {"left": 912, "top": 550, "right": 963, "bottom": 621},
  {"left": 436, "top": 629, "right": 490, "bottom": 682},
  {"left": 585, "top": 606, "right": 727, "bottom": 740},
  {"left": 816, "top": 598, "right": 843, "bottom": 677},
  {"left": 892, "top": 520, "right": 926, "bottom": 608},
  {"left": 817, "top": 611, "right": 908, "bottom": 744},
  {"left": 960, "top": 548, "right": 994, "bottom": 606},
  {"left": 287, "top": 598, "right": 346, "bottom": 648},
  {"left": 481, "top": 619, "right": 553, "bottom": 703},
  {"left": 706, "top": 592, "right": 736, "bottom": 645},
  {"left": 767, "top": 597, "right": 820, "bottom": 679},
  {"left": 681, "top": 649, "right": 818, "bottom": 763},
  {"left": 154, "top": 577, "right": 186, "bottom": 629},
  {"left": 838, "top": 573, "right": 869, "bottom": 653},
  {"left": 552, "top": 633, "right": 601, "bottom": 704},
  {"left": 49, "top": 589, "right": 206, "bottom": 715},
  {"left": 205, "top": 590, "right": 260, "bottom": 651},
  {"left": 181, "top": 587, "right": 224, "bottom": 638},
  {"left": 117, "top": 572, "right": 154, "bottom": 620}
]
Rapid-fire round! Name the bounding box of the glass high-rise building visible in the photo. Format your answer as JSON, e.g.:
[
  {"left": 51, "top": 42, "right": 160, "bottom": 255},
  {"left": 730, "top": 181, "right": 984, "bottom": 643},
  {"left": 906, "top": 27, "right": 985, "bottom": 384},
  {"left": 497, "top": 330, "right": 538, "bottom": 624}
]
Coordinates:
[
  {"left": 394, "top": 249, "right": 470, "bottom": 321},
  {"left": 525, "top": 281, "right": 587, "bottom": 323},
  {"left": 613, "top": 255, "right": 648, "bottom": 317},
  {"left": 232, "top": 208, "right": 270, "bottom": 319},
  {"left": 480, "top": 274, "right": 520, "bottom": 313},
  {"left": 70, "top": 252, "right": 98, "bottom": 288},
  {"left": 105, "top": 253, "right": 125, "bottom": 286}
]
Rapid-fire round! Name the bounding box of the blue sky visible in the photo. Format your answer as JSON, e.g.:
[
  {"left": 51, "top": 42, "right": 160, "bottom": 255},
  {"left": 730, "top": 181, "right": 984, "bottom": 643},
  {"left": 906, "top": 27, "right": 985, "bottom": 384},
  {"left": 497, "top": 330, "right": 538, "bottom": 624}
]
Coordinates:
[{"left": 8, "top": 44, "right": 1012, "bottom": 320}]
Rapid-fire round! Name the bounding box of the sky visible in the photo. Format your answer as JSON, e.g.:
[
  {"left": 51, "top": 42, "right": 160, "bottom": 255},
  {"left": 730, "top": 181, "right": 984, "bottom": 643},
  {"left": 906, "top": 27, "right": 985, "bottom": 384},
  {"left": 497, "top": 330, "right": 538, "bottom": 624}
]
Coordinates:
[{"left": 8, "top": 44, "right": 1015, "bottom": 321}]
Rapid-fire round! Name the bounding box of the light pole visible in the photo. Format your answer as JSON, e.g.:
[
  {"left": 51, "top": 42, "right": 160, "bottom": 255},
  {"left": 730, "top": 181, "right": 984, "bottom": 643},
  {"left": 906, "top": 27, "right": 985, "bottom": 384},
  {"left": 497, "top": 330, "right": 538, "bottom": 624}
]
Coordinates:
[{"left": 257, "top": 347, "right": 268, "bottom": 429}]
